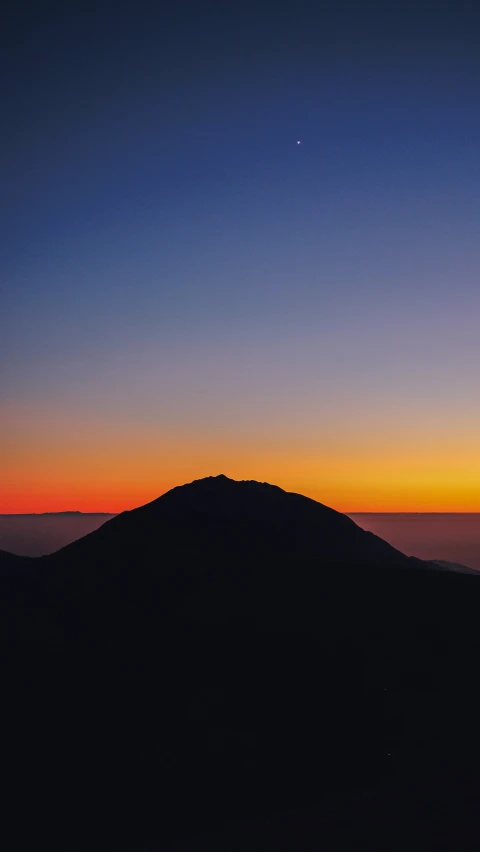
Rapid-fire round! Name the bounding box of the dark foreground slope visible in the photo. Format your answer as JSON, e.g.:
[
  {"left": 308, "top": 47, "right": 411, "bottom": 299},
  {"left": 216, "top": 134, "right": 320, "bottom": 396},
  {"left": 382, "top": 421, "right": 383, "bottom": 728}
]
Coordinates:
[{"left": 1, "top": 476, "right": 480, "bottom": 850}]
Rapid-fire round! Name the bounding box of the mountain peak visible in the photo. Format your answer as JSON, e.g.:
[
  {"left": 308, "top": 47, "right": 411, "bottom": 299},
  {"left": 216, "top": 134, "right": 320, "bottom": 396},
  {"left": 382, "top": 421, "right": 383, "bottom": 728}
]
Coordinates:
[
  {"left": 191, "top": 474, "right": 266, "bottom": 485},
  {"left": 181, "top": 474, "right": 285, "bottom": 492}
]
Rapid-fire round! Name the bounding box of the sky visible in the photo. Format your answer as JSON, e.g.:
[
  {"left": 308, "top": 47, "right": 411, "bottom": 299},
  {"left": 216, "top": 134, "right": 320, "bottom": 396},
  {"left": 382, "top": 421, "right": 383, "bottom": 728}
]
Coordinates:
[{"left": 2, "top": 0, "right": 480, "bottom": 513}]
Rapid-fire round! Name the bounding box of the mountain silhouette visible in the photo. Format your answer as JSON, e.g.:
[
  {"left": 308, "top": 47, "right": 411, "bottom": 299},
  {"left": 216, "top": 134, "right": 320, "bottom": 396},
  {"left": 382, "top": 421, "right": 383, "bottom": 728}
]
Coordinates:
[
  {"left": 51, "top": 473, "right": 422, "bottom": 569},
  {"left": 1, "top": 476, "right": 480, "bottom": 850}
]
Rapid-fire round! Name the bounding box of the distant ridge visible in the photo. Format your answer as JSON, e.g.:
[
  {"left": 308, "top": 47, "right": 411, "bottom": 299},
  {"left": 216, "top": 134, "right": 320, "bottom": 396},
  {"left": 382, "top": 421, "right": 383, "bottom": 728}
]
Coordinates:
[
  {"left": 0, "top": 511, "right": 115, "bottom": 516},
  {"left": 431, "top": 559, "right": 478, "bottom": 574}
]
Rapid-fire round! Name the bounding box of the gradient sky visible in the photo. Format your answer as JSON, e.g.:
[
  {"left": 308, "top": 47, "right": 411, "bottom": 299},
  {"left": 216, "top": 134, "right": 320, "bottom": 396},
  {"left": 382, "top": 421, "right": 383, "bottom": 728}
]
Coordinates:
[{"left": 2, "top": 0, "right": 480, "bottom": 512}]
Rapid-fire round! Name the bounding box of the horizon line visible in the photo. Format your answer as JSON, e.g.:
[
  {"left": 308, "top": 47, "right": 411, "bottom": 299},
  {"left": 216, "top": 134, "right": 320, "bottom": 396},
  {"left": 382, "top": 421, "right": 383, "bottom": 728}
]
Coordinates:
[{"left": 3, "top": 509, "right": 480, "bottom": 516}]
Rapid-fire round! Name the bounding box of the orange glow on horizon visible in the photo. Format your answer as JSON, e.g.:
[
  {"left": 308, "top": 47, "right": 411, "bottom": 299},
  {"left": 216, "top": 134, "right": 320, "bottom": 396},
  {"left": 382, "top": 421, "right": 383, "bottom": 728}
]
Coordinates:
[
  {"left": 3, "top": 400, "right": 480, "bottom": 513},
  {"left": 3, "top": 445, "right": 480, "bottom": 514}
]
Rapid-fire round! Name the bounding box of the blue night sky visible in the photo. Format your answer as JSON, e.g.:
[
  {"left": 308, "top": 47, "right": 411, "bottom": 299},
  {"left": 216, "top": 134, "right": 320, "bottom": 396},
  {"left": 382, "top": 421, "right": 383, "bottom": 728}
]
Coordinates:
[{"left": 2, "top": 1, "right": 480, "bottom": 512}]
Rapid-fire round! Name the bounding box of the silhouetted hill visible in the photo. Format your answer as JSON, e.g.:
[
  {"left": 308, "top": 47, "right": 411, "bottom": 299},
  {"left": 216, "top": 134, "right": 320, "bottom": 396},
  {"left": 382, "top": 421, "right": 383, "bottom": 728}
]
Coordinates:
[
  {"left": 53, "top": 474, "right": 421, "bottom": 569},
  {"left": 1, "top": 476, "right": 480, "bottom": 850}
]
